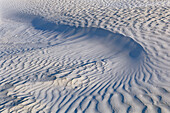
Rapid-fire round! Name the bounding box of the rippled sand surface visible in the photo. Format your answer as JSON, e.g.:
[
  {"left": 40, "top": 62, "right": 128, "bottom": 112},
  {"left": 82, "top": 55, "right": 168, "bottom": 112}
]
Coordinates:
[{"left": 0, "top": 0, "right": 170, "bottom": 112}]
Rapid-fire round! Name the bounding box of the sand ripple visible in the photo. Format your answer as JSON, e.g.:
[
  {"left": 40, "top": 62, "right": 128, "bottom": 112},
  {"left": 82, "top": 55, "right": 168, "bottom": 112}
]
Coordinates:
[{"left": 0, "top": 0, "right": 170, "bottom": 113}]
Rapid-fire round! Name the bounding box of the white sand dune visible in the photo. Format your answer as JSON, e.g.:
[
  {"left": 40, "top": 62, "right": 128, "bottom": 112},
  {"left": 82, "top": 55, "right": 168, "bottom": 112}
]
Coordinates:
[{"left": 0, "top": 0, "right": 170, "bottom": 113}]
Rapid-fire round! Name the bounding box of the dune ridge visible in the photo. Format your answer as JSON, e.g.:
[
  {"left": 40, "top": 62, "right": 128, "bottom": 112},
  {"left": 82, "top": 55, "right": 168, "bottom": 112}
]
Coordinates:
[{"left": 0, "top": 0, "right": 170, "bottom": 113}]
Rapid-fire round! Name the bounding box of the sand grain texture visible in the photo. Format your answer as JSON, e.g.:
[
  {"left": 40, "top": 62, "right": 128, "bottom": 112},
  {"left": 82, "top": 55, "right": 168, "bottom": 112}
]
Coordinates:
[{"left": 0, "top": 0, "right": 170, "bottom": 113}]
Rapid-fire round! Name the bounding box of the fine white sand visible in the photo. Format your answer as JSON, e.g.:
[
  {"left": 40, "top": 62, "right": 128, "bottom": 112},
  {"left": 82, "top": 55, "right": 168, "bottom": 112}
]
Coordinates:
[{"left": 0, "top": 0, "right": 170, "bottom": 113}]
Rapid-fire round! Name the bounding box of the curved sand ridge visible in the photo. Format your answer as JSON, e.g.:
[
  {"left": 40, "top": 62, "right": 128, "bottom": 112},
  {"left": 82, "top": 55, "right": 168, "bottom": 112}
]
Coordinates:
[{"left": 0, "top": 0, "right": 170, "bottom": 113}]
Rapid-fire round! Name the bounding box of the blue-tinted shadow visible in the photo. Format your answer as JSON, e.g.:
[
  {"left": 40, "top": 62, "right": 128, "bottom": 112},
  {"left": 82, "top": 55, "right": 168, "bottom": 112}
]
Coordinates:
[{"left": 31, "top": 17, "right": 145, "bottom": 59}]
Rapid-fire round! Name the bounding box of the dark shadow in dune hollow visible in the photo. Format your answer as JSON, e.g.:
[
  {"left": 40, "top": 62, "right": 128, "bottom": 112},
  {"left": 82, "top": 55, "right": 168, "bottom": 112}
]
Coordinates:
[{"left": 31, "top": 17, "right": 146, "bottom": 59}]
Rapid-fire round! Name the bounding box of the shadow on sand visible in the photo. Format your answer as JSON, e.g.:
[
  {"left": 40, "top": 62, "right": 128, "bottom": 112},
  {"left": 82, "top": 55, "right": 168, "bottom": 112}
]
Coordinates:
[{"left": 32, "top": 17, "right": 145, "bottom": 59}]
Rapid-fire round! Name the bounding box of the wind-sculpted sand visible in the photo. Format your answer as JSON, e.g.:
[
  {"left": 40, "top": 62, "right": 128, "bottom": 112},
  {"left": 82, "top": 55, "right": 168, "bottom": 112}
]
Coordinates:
[{"left": 0, "top": 0, "right": 170, "bottom": 113}]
